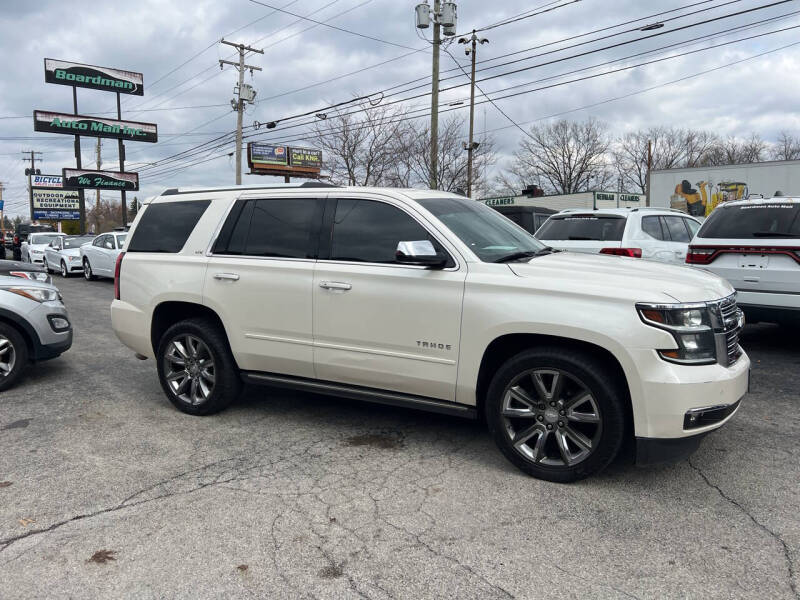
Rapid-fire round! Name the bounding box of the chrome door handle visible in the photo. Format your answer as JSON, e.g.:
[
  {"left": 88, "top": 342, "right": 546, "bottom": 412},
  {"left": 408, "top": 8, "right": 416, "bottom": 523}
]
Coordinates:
[
  {"left": 319, "top": 281, "right": 352, "bottom": 291},
  {"left": 213, "top": 272, "right": 240, "bottom": 281}
]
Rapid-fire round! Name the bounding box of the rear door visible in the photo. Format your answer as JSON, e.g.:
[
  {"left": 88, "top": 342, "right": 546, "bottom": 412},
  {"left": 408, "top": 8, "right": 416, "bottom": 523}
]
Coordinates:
[
  {"left": 203, "top": 195, "right": 323, "bottom": 378},
  {"left": 638, "top": 215, "right": 675, "bottom": 262},
  {"left": 312, "top": 195, "right": 466, "bottom": 401}
]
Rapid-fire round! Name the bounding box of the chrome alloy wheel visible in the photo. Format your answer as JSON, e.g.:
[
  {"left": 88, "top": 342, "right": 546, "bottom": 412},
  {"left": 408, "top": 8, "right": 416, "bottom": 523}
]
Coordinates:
[
  {"left": 163, "top": 334, "right": 216, "bottom": 405},
  {"left": 501, "top": 369, "right": 602, "bottom": 467},
  {"left": 0, "top": 334, "right": 17, "bottom": 378}
]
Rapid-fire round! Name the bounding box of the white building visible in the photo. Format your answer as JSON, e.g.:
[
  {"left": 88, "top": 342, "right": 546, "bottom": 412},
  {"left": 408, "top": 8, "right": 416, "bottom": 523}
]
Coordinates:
[{"left": 481, "top": 190, "right": 645, "bottom": 212}]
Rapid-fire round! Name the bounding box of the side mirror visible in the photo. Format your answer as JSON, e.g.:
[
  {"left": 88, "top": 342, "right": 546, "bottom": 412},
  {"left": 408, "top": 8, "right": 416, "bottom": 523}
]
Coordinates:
[{"left": 395, "top": 240, "right": 448, "bottom": 269}]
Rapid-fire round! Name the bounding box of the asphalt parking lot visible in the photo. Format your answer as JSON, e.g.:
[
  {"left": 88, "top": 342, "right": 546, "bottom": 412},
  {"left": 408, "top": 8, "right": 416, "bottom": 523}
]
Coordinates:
[{"left": 0, "top": 276, "right": 798, "bottom": 599}]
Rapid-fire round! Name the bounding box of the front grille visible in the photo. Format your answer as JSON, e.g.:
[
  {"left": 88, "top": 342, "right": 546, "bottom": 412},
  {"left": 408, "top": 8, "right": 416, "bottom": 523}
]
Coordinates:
[{"left": 715, "top": 294, "right": 743, "bottom": 366}]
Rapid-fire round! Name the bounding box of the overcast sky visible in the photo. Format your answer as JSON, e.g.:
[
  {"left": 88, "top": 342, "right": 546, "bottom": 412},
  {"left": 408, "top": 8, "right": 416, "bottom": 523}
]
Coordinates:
[{"left": 1, "top": 0, "right": 799, "bottom": 217}]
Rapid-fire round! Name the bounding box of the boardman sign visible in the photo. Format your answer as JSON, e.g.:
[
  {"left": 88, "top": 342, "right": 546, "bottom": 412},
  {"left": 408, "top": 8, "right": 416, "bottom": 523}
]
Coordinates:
[
  {"left": 44, "top": 59, "right": 144, "bottom": 96},
  {"left": 33, "top": 111, "right": 158, "bottom": 143},
  {"left": 62, "top": 168, "right": 139, "bottom": 192}
]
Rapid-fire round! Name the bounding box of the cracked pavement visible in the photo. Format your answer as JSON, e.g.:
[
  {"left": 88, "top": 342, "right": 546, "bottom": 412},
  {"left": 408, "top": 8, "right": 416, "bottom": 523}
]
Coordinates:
[{"left": 0, "top": 277, "right": 798, "bottom": 599}]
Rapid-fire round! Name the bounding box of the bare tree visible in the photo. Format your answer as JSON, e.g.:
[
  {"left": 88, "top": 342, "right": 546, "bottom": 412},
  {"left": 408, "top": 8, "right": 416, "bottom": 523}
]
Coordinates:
[
  {"left": 312, "top": 101, "right": 409, "bottom": 186},
  {"left": 502, "top": 119, "right": 612, "bottom": 195},
  {"left": 398, "top": 114, "right": 496, "bottom": 194},
  {"left": 704, "top": 133, "right": 767, "bottom": 166},
  {"left": 772, "top": 131, "right": 800, "bottom": 161}
]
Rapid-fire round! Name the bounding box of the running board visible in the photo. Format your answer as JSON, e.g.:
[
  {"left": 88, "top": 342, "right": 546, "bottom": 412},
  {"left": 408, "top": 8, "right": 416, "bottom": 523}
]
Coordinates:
[{"left": 241, "top": 372, "right": 477, "bottom": 419}]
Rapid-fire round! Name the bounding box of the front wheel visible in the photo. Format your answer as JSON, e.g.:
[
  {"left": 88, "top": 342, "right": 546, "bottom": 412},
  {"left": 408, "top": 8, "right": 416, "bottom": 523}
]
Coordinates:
[
  {"left": 156, "top": 318, "right": 241, "bottom": 416},
  {"left": 0, "top": 323, "right": 28, "bottom": 392},
  {"left": 60, "top": 261, "right": 69, "bottom": 278},
  {"left": 83, "top": 259, "right": 96, "bottom": 281},
  {"left": 485, "top": 347, "right": 627, "bottom": 483}
]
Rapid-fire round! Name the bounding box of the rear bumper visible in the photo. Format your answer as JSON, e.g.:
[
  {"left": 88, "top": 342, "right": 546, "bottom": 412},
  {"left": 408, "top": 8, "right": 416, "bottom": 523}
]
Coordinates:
[
  {"left": 737, "top": 290, "right": 800, "bottom": 323},
  {"left": 111, "top": 299, "right": 153, "bottom": 358}
]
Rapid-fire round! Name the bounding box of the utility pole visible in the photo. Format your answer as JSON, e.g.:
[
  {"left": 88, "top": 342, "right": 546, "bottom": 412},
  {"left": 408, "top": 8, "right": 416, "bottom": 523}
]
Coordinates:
[
  {"left": 21, "top": 150, "right": 43, "bottom": 222},
  {"left": 646, "top": 139, "right": 652, "bottom": 207},
  {"left": 95, "top": 138, "right": 102, "bottom": 233},
  {"left": 416, "top": 2, "right": 458, "bottom": 190},
  {"left": 459, "top": 31, "right": 488, "bottom": 198},
  {"left": 219, "top": 39, "right": 263, "bottom": 185},
  {"left": 0, "top": 183, "right": 5, "bottom": 242}
]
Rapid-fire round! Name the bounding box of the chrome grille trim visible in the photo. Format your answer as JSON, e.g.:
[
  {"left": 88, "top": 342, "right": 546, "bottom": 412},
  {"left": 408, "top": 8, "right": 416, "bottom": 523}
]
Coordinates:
[{"left": 711, "top": 293, "right": 743, "bottom": 366}]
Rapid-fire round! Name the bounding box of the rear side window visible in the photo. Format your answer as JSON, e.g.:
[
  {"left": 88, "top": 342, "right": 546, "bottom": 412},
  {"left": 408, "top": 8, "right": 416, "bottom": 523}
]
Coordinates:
[
  {"left": 536, "top": 215, "right": 626, "bottom": 241},
  {"left": 662, "top": 216, "right": 691, "bottom": 242},
  {"left": 699, "top": 204, "right": 800, "bottom": 239},
  {"left": 127, "top": 200, "right": 210, "bottom": 253},
  {"left": 641, "top": 216, "right": 665, "bottom": 240},
  {"left": 214, "top": 198, "right": 321, "bottom": 258}
]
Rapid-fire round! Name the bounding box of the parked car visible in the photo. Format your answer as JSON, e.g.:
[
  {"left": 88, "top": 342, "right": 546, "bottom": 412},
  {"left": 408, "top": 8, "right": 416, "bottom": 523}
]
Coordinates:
[
  {"left": 687, "top": 196, "right": 800, "bottom": 326},
  {"left": 44, "top": 235, "right": 95, "bottom": 278},
  {"left": 111, "top": 184, "right": 748, "bottom": 482},
  {"left": 22, "top": 232, "right": 65, "bottom": 264},
  {"left": 535, "top": 208, "right": 702, "bottom": 264},
  {"left": 488, "top": 205, "right": 557, "bottom": 235},
  {"left": 0, "top": 275, "right": 72, "bottom": 391},
  {"left": 80, "top": 230, "right": 127, "bottom": 280},
  {"left": 0, "top": 259, "right": 51, "bottom": 285}
]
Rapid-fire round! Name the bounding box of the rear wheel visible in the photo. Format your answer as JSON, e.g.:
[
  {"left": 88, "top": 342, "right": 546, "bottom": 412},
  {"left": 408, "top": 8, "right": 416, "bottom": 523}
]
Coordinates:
[
  {"left": 83, "top": 259, "right": 96, "bottom": 281},
  {"left": 485, "top": 347, "right": 627, "bottom": 483},
  {"left": 0, "top": 323, "right": 28, "bottom": 392},
  {"left": 156, "top": 318, "right": 241, "bottom": 415}
]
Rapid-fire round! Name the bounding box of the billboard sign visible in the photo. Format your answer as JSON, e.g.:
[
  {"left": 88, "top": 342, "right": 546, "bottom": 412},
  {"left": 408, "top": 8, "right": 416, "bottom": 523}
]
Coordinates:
[
  {"left": 31, "top": 174, "right": 64, "bottom": 188},
  {"left": 289, "top": 147, "right": 322, "bottom": 169},
  {"left": 62, "top": 168, "right": 139, "bottom": 192},
  {"left": 249, "top": 144, "right": 288, "bottom": 167},
  {"left": 33, "top": 111, "right": 158, "bottom": 143},
  {"left": 44, "top": 59, "right": 144, "bottom": 96},
  {"left": 32, "top": 188, "right": 81, "bottom": 220}
]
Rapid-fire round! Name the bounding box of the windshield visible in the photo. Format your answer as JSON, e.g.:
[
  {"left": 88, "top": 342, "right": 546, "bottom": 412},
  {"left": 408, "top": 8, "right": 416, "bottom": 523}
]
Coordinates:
[
  {"left": 417, "top": 197, "right": 544, "bottom": 262},
  {"left": 64, "top": 237, "right": 94, "bottom": 249},
  {"left": 699, "top": 203, "right": 800, "bottom": 238},
  {"left": 117, "top": 234, "right": 127, "bottom": 248},
  {"left": 537, "top": 214, "right": 627, "bottom": 241},
  {"left": 30, "top": 234, "right": 61, "bottom": 245}
]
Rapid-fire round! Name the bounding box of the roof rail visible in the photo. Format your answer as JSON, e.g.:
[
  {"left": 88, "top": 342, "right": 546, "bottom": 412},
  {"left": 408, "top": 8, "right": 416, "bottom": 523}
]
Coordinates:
[{"left": 160, "top": 181, "right": 337, "bottom": 196}]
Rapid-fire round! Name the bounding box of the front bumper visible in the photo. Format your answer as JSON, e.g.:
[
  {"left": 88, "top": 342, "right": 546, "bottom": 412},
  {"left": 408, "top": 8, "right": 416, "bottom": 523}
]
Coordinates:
[
  {"left": 28, "top": 302, "right": 73, "bottom": 361},
  {"left": 635, "top": 432, "right": 709, "bottom": 465}
]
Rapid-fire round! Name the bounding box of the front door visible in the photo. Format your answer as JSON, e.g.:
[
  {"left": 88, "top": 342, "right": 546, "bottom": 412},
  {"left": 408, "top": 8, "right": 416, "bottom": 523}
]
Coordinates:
[
  {"left": 203, "top": 196, "right": 323, "bottom": 379},
  {"left": 313, "top": 196, "right": 466, "bottom": 402}
]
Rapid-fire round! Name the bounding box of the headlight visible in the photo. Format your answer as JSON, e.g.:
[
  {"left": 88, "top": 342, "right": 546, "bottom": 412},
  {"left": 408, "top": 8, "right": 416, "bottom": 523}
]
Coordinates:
[
  {"left": 637, "top": 303, "right": 716, "bottom": 365},
  {"left": 1, "top": 287, "right": 61, "bottom": 303},
  {"left": 9, "top": 271, "right": 49, "bottom": 282},
  {"left": 69, "top": 256, "right": 80, "bottom": 262},
  {"left": 30, "top": 249, "right": 44, "bottom": 255}
]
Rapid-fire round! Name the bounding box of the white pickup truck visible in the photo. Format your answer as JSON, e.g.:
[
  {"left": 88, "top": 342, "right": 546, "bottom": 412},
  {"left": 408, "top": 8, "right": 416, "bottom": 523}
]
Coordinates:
[{"left": 111, "top": 184, "right": 749, "bottom": 482}]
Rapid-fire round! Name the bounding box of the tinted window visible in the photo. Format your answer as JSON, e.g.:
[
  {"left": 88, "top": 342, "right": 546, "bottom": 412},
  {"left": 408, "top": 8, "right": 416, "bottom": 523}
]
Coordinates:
[
  {"left": 536, "top": 215, "right": 626, "bottom": 241},
  {"left": 641, "top": 216, "right": 664, "bottom": 240},
  {"left": 127, "top": 200, "right": 210, "bottom": 253},
  {"left": 93, "top": 236, "right": 104, "bottom": 247},
  {"left": 246, "top": 199, "right": 318, "bottom": 258},
  {"left": 117, "top": 234, "right": 127, "bottom": 248},
  {"left": 331, "top": 199, "right": 433, "bottom": 264},
  {"left": 699, "top": 204, "right": 800, "bottom": 239},
  {"left": 685, "top": 218, "right": 701, "bottom": 237},
  {"left": 663, "top": 216, "right": 691, "bottom": 242}
]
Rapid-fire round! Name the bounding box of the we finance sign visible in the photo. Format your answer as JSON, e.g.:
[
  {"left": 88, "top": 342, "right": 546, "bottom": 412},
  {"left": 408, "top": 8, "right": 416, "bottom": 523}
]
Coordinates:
[
  {"left": 44, "top": 59, "right": 143, "bottom": 96},
  {"left": 33, "top": 111, "right": 157, "bottom": 143}
]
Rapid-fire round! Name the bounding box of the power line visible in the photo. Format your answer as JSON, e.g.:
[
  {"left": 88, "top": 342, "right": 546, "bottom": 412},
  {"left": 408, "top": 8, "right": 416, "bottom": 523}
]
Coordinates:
[{"left": 476, "top": 0, "right": 582, "bottom": 33}]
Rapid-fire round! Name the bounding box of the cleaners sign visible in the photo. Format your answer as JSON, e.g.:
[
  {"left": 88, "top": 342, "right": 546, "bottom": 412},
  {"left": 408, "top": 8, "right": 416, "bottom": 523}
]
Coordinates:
[
  {"left": 62, "top": 168, "right": 139, "bottom": 192},
  {"left": 33, "top": 111, "right": 158, "bottom": 143},
  {"left": 44, "top": 59, "right": 144, "bottom": 96}
]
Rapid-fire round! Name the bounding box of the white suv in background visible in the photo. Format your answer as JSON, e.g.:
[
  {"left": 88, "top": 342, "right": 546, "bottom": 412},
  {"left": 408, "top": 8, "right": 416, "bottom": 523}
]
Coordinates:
[
  {"left": 111, "top": 184, "right": 748, "bottom": 482},
  {"left": 687, "top": 197, "right": 800, "bottom": 326},
  {"left": 536, "top": 208, "right": 702, "bottom": 264}
]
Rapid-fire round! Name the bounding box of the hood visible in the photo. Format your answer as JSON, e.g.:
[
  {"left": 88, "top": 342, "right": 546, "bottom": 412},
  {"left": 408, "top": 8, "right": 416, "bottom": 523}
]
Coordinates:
[{"left": 508, "top": 251, "right": 733, "bottom": 304}]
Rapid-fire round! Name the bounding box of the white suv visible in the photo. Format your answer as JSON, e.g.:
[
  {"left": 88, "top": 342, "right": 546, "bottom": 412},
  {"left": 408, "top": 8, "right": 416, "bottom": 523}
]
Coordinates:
[
  {"left": 111, "top": 184, "right": 749, "bottom": 482},
  {"left": 536, "top": 208, "right": 702, "bottom": 263},
  {"left": 687, "top": 197, "right": 800, "bottom": 326}
]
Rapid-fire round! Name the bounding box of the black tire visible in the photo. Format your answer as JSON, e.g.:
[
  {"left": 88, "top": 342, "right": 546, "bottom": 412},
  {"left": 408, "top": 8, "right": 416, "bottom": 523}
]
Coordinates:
[
  {"left": 0, "top": 323, "right": 29, "bottom": 392},
  {"left": 83, "top": 259, "right": 96, "bottom": 281},
  {"left": 485, "top": 347, "right": 627, "bottom": 483},
  {"left": 60, "top": 261, "right": 69, "bottom": 278},
  {"left": 156, "top": 318, "right": 241, "bottom": 416}
]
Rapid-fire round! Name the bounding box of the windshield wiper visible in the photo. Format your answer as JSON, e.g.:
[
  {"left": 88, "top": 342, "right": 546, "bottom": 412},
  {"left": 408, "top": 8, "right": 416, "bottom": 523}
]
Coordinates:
[
  {"left": 751, "top": 231, "right": 797, "bottom": 237},
  {"left": 494, "top": 248, "right": 556, "bottom": 263}
]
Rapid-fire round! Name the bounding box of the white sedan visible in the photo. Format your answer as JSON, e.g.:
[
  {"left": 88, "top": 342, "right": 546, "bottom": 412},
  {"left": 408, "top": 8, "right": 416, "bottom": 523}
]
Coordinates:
[
  {"left": 22, "top": 232, "right": 66, "bottom": 265},
  {"left": 80, "top": 230, "right": 127, "bottom": 280},
  {"left": 44, "top": 236, "right": 95, "bottom": 278}
]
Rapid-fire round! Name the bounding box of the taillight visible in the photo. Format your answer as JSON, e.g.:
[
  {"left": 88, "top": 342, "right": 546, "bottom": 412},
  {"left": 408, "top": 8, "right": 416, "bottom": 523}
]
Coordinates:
[
  {"left": 114, "top": 252, "right": 125, "bottom": 300},
  {"left": 600, "top": 247, "right": 642, "bottom": 258},
  {"left": 686, "top": 247, "right": 716, "bottom": 264}
]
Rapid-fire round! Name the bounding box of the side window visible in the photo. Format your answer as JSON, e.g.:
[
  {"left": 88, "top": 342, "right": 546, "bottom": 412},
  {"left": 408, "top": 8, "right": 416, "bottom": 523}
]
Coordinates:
[
  {"left": 330, "top": 199, "right": 441, "bottom": 264},
  {"left": 663, "top": 216, "right": 691, "bottom": 242},
  {"left": 127, "top": 200, "right": 210, "bottom": 253},
  {"left": 641, "top": 216, "right": 664, "bottom": 240},
  {"left": 93, "top": 236, "right": 103, "bottom": 247},
  {"left": 684, "top": 218, "right": 701, "bottom": 238},
  {"left": 215, "top": 198, "right": 320, "bottom": 259}
]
